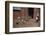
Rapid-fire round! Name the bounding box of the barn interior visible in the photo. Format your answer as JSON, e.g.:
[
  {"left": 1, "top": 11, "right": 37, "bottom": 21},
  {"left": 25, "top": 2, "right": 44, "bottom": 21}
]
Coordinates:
[{"left": 13, "top": 7, "right": 40, "bottom": 28}]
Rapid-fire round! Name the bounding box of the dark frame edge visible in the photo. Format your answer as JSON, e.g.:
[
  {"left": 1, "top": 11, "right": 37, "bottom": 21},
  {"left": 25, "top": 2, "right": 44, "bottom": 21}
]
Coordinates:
[
  {"left": 5, "top": 1, "right": 45, "bottom": 5},
  {"left": 5, "top": 1, "right": 9, "bottom": 34},
  {"left": 43, "top": 3, "right": 45, "bottom": 32}
]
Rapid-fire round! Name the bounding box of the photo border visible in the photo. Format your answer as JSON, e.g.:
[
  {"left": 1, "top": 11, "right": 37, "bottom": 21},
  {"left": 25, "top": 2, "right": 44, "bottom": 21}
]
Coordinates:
[{"left": 5, "top": 1, "right": 45, "bottom": 34}]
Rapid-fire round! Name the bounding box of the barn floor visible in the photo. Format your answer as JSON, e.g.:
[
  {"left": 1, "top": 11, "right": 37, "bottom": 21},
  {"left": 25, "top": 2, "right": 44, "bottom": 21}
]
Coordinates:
[{"left": 13, "top": 17, "right": 40, "bottom": 28}]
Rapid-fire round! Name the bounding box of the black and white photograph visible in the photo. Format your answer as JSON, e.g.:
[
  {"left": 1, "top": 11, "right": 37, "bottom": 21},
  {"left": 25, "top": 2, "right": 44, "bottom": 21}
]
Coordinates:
[{"left": 13, "top": 7, "right": 40, "bottom": 28}]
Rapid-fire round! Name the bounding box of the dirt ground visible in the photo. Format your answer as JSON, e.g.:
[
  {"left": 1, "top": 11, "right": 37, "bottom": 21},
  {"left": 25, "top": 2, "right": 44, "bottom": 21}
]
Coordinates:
[{"left": 13, "top": 18, "right": 40, "bottom": 28}]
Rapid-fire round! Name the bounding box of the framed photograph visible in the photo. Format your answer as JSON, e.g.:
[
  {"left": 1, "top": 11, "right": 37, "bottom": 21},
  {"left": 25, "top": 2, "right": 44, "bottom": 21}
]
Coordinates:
[{"left": 5, "top": 1, "right": 45, "bottom": 34}]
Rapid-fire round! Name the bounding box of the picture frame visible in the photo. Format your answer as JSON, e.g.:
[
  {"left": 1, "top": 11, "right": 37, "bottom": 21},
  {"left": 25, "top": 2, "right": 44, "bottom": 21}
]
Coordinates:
[{"left": 5, "top": 1, "right": 45, "bottom": 34}]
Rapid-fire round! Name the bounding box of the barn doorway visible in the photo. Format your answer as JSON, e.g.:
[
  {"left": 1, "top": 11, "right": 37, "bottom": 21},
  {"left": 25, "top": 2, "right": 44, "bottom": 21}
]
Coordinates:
[{"left": 28, "top": 8, "right": 34, "bottom": 18}]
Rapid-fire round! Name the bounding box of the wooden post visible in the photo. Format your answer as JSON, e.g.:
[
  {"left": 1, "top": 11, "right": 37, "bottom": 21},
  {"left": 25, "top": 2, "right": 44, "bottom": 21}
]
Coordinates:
[
  {"left": 33, "top": 8, "right": 37, "bottom": 20},
  {"left": 33, "top": 8, "right": 40, "bottom": 20}
]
